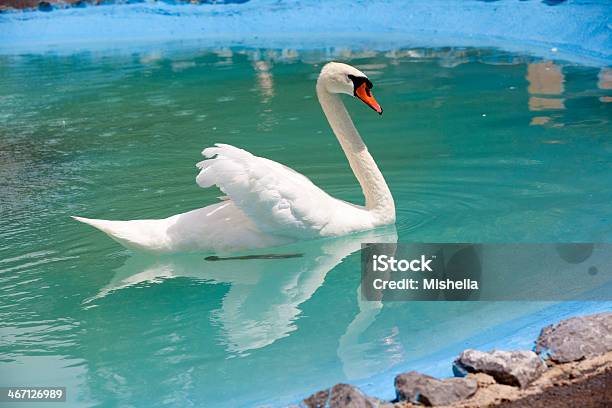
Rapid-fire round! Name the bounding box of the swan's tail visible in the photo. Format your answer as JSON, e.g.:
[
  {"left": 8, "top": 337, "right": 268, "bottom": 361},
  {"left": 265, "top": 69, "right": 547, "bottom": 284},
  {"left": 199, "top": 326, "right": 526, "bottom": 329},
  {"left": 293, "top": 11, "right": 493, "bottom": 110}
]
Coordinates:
[{"left": 71, "top": 216, "right": 169, "bottom": 252}]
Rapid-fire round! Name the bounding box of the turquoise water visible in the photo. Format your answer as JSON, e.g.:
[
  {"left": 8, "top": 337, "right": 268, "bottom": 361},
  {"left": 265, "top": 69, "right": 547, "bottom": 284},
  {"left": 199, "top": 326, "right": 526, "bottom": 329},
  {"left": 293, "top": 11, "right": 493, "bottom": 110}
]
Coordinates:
[{"left": 1, "top": 47, "right": 611, "bottom": 407}]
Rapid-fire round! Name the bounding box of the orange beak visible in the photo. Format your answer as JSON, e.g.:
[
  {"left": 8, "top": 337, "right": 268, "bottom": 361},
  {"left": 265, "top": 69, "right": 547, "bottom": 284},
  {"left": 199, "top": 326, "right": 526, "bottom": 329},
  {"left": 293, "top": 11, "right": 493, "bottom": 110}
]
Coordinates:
[{"left": 355, "top": 82, "right": 382, "bottom": 115}]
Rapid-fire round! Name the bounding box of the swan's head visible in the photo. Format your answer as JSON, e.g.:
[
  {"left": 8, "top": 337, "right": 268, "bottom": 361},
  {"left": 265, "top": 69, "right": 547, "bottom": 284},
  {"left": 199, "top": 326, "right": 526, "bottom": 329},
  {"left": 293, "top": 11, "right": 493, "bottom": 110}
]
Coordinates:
[{"left": 318, "top": 62, "right": 382, "bottom": 115}]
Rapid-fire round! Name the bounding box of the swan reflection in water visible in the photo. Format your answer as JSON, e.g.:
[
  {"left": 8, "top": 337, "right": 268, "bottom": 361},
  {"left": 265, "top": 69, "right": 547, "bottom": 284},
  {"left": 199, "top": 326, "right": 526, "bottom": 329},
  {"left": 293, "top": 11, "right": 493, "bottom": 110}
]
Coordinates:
[{"left": 86, "top": 227, "right": 397, "bottom": 362}]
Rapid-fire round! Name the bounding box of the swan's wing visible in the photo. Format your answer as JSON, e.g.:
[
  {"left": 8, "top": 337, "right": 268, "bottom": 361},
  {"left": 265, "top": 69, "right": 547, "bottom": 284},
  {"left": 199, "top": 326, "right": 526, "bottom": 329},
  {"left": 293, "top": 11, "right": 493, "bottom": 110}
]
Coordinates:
[{"left": 196, "top": 144, "right": 339, "bottom": 238}]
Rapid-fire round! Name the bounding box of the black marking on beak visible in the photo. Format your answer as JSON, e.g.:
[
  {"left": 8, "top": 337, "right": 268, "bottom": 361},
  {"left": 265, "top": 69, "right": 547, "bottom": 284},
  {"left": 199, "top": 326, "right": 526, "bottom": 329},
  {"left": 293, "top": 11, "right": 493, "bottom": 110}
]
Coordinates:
[{"left": 348, "top": 74, "right": 373, "bottom": 95}]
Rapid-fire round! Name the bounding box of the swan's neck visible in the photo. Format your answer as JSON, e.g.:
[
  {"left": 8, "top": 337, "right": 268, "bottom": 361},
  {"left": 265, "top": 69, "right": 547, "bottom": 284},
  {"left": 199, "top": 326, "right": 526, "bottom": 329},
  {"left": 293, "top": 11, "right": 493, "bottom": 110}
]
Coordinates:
[{"left": 316, "top": 82, "right": 395, "bottom": 220}]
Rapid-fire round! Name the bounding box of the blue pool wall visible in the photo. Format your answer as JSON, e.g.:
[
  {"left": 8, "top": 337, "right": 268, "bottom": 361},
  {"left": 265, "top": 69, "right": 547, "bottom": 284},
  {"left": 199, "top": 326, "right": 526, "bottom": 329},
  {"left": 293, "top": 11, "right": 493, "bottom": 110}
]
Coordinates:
[{"left": 1, "top": 0, "right": 611, "bottom": 66}]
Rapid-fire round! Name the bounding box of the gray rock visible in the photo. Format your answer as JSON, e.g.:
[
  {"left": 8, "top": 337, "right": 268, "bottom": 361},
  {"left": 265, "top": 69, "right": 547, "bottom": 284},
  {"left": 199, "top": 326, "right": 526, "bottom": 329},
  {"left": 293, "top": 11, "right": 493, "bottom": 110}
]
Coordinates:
[
  {"left": 301, "top": 383, "right": 377, "bottom": 408},
  {"left": 301, "top": 389, "right": 329, "bottom": 408},
  {"left": 535, "top": 312, "right": 612, "bottom": 363},
  {"left": 453, "top": 349, "right": 546, "bottom": 388},
  {"left": 394, "top": 371, "right": 477, "bottom": 406}
]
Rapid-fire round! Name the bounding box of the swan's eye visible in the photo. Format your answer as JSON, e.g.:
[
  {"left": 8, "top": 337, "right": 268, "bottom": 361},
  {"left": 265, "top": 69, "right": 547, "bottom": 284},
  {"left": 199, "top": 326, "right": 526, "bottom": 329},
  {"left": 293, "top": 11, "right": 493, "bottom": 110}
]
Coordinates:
[{"left": 347, "top": 74, "right": 373, "bottom": 95}]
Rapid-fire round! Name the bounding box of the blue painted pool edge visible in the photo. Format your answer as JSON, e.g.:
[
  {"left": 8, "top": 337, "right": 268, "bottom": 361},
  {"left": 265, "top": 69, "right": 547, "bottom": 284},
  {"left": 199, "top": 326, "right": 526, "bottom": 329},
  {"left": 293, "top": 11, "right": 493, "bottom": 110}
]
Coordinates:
[
  {"left": 264, "top": 302, "right": 611, "bottom": 407},
  {"left": 338, "top": 302, "right": 612, "bottom": 405},
  {"left": 1, "top": 0, "right": 611, "bottom": 66}
]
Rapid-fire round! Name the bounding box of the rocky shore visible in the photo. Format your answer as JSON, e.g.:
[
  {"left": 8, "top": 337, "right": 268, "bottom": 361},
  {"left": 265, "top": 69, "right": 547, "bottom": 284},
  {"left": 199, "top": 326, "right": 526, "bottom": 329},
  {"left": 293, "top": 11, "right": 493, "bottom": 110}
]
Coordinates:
[
  {"left": 297, "top": 312, "right": 612, "bottom": 408},
  {"left": 0, "top": 0, "right": 227, "bottom": 12},
  {"left": 1, "top": 0, "right": 96, "bottom": 11}
]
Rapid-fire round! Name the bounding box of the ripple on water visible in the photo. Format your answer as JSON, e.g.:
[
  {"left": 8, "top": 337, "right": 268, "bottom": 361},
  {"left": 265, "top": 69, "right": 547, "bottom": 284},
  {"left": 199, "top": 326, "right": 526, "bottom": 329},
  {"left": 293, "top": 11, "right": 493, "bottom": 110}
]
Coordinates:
[{"left": 0, "top": 47, "right": 610, "bottom": 408}]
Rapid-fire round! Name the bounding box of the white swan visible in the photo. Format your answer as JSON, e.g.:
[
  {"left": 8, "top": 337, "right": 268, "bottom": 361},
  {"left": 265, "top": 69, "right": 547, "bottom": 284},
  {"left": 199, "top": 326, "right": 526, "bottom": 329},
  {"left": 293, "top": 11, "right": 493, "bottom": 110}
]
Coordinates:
[{"left": 73, "top": 62, "right": 395, "bottom": 253}]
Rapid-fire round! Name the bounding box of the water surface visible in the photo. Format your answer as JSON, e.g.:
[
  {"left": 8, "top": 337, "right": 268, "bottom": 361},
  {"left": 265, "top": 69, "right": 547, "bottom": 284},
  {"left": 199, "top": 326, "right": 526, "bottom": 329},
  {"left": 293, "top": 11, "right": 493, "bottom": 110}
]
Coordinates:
[{"left": 1, "top": 47, "right": 611, "bottom": 407}]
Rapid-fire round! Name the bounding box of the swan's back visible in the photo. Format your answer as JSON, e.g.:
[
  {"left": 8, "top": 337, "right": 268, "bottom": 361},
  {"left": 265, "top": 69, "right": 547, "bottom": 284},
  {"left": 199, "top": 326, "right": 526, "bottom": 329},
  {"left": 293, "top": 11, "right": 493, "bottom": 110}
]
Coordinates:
[{"left": 73, "top": 201, "right": 292, "bottom": 253}]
